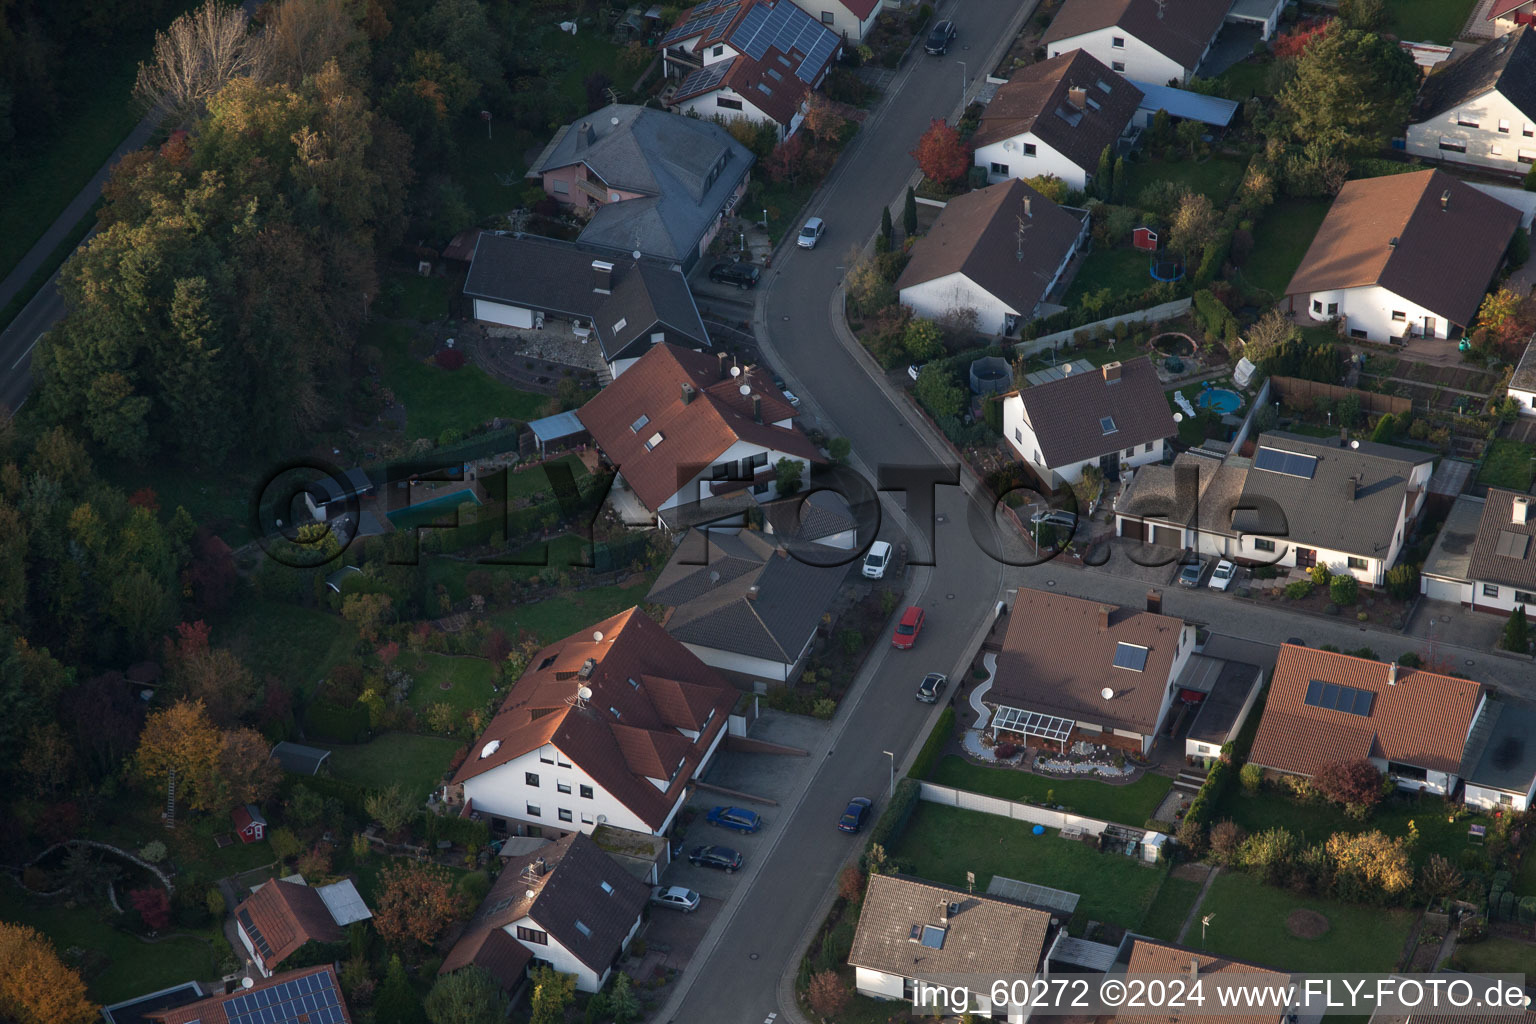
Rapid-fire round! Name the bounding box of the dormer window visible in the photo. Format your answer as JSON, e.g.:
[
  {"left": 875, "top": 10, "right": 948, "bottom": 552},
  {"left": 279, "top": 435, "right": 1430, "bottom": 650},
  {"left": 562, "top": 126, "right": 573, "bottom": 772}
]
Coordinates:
[
  {"left": 644, "top": 432, "right": 665, "bottom": 451},
  {"left": 629, "top": 414, "right": 649, "bottom": 433}
]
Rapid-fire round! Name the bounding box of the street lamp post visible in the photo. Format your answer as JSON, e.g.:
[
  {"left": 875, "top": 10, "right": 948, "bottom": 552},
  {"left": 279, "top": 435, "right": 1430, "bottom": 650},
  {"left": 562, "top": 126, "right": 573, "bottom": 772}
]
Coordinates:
[
  {"left": 957, "top": 61, "right": 967, "bottom": 109},
  {"left": 882, "top": 750, "right": 895, "bottom": 800}
]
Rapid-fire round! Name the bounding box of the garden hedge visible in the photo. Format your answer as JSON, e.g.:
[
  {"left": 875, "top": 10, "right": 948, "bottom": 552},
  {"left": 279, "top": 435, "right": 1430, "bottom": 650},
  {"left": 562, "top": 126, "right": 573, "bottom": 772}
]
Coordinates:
[
  {"left": 907, "top": 707, "right": 954, "bottom": 781},
  {"left": 864, "top": 777, "right": 920, "bottom": 868}
]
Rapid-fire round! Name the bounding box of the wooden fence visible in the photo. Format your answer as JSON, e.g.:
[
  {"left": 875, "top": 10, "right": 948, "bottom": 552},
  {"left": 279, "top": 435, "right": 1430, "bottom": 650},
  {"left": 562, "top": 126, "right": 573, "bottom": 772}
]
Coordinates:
[{"left": 1270, "top": 376, "right": 1412, "bottom": 417}]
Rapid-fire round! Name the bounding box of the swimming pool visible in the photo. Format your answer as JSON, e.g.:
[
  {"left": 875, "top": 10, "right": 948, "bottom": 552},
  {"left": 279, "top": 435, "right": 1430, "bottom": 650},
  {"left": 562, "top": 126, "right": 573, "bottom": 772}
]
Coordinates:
[
  {"left": 387, "top": 489, "right": 482, "bottom": 531},
  {"left": 1197, "top": 388, "right": 1243, "bottom": 415}
]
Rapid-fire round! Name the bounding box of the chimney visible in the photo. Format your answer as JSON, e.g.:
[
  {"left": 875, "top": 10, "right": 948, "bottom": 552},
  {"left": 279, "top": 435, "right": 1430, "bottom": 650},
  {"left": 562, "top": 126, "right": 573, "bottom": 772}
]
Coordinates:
[
  {"left": 718, "top": 351, "right": 730, "bottom": 379},
  {"left": 1146, "top": 589, "right": 1163, "bottom": 615},
  {"left": 1102, "top": 360, "right": 1122, "bottom": 383},
  {"left": 1348, "top": 473, "right": 1361, "bottom": 501},
  {"left": 1067, "top": 86, "right": 1087, "bottom": 110},
  {"left": 681, "top": 383, "right": 695, "bottom": 405},
  {"left": 1098, "top": 604, "right": 1113, "bottom": 631},
  {"left": 1389, "top": 236, "right": 1399, "bottom": 250},
  {"left": 1023, "top": 196, "right": 1033, "bottom": 219},
  {"left": 1515, "top": 496, "right": 1530, "bottom": 525},
  {"left": 579, "top": 657, "right": 596, "bottom": 680},
  {"left": 1339, "top": 427, "right": 1349, "bottom": 448},
  {"left": 752, "top": 394, "right": 762, "bottom": 423},
  {"left": 1387, "top": 663, "right": 1398, "bottom": 686},
  {"left": 536, "top": 856, "right": 547, "bottom": 875},
  {"left": 591, "top": 260, "right": 614, "bottom": 294},
  {"left": 775, "top": 547, "right": 788, "bottom": 558},
  {"left": 578, "top": 122, "right": 595, "bottom": 148},
  {"left": 746, "top": 585, "right": 759, "bottom": 602},
  {"left": 1441, "top": 189, "right": 1451, "bottom": 211},
  {"left": 1189, "top": 959, "right": 1200, "bottom": 982},
  {"left": 938, "top": 900, "right": 949, "bottom": 925}
]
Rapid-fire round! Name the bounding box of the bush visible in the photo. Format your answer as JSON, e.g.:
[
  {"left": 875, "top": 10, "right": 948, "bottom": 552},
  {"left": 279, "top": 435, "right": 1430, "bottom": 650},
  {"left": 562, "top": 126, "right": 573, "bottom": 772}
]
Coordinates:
[
  {"left": 435, "top": 348, "right": 465, "bottom": 371},
  {"left": 1283, "top": 580, "right": 1314, "bottom": 600},
  {"left": 1385, "top": 563, "right": 1418, "bottom": 600},
  {"left": 1329, "top": 574, "right": 1359, "bottom": 607},
  {"left": 907, "top": 707, "right": 954, "bottom": 780},
  {"left": 1307, "top": 563, "right": 1331, "bottom": 586},
  {"left": 993, "top": 742, "right": 1019, "bottom": 761},
  {"left": 865, "top": 778, "right": 920, "bottom": 867},
  {"left": 1240, "top": 762, "right": 1264, "bottom": 794}
]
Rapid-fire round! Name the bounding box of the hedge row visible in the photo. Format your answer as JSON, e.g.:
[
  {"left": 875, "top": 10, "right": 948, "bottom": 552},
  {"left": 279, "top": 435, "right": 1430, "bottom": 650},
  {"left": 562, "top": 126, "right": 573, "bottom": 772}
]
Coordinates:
[
  {"left": 907, "top": 707, "right": 955, "bottom": 781},
  {"left": 1184, "top": 757, "right": 1233, "bottom": 833},
  {"left": 1023, "top": 278, "right": 1190, "bottom": 339},
  {"left": 864, "top": 777, "right": 920, "bottom": 868}
]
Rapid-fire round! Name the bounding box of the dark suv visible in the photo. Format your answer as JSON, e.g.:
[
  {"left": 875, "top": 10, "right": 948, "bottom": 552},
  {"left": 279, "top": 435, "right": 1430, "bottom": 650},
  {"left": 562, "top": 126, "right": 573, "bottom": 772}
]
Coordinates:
[
  {"left": 708, "top": 261, "right": 761, "bottom": 289},
  {"left": 924, "top": 20, "right": 955, "bottom": 55}
]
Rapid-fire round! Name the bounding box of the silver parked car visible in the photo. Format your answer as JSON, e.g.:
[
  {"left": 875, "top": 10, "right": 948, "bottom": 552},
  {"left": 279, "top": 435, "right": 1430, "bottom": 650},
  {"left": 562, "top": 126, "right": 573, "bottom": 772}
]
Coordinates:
[{"left": 650, "top": 885, "right": 700, "bottom": 912}]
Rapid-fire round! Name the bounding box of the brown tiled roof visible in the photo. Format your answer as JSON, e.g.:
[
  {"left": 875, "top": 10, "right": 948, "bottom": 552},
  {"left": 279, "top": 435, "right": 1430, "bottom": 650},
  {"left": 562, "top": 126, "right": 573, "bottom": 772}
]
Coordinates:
[
  {"left": 1116, "top": 451, "right": 1248, "bottom": 537},
  {"left": 973, "top": 50, "right": 1143, "bottom": 171},
  {"left": 441, "top": 832, "right": 648, "bottom": 982},
  {"left": 671, "top": 53, "right": 814, "bottom": 128},
  {"left": 234, "top": 879, "right": 344, "bottom": 971},
  {"left": 578, "top": 343, "right": 821, "bottom": 512},
  {"left": 1119, "top": 939, "right": 1289, "bottom": 1024},
  {"left": 1466, "top": 488, "right": 1536, "bottom": 590},
  {"left": 990, "top": 588, "right": 1187, "bottom": 736},
  {"left": 1043, "top": 0, "right": 1232, "bottom": 71},
  {"left": 452, "top": 607, "right": 736, "bottom": 831},
  {"left": 1284, "top": 170, "right": 1520, "bottom": 329},
  {"left": 896, "top": 179, "right": 1087, "bottom": 320},
  {"left": 1011, "top": 356, "right": 1176, "bottom": 467},
  {"left": 147, "top": 966, "right": 351, "bottom": 1024},
  {"left": 1248, "top": 645, "right": 1485, "bottom": 778},
  {"left": 847, "top": 874, "right": 1054, "bottom": 983}
]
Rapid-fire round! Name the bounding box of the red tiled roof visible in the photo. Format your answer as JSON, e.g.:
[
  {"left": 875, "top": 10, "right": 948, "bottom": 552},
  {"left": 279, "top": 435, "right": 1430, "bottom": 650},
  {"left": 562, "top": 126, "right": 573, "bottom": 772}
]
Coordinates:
[
  {"left": 578, "top": 343, "right": 821, "bottom": 511},
  {"left": 147, "top": 966, "right": 351, "bottom": 1024},
  {"left": 452, "top": 608, "right": 736, "bottom": 831},
  {"left": 1248, "top": 645, "right": 1485, "bottom": 778},
  {"left": 235, "top": 879, "right": 344, "bottom": 971},
  {"left": 1491, "top": 0, "right": 1534, "bottom": 20},
  {"left": 972, "top": 50, "right": 1143, "bottom": 170},
  {"left": 839, "top": 0, "right": 879, "bottom": 19},
  {"left": 1119, "top": 940, "right": 1288, "bottom": 1024}
]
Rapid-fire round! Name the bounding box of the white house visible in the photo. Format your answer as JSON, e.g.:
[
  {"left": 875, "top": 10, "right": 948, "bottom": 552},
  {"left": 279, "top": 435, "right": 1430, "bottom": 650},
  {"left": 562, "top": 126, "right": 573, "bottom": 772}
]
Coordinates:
[
  {"left": 848, "top": 874, "right": 1059, "bottom": 1024},
  {"left": 1001, "top": 357, "right": 1175, "bottom": 490},
  {"left": 1249, "top": 645, "right": 1487, "bottom": 798},
  {"left": 1115, "top": 451, "right": 1250, "bottom": 557},
  {"left": 785, "top": 0, "right": 878, "bottom": 43},
  {"left": 234, "top": 878, "right": 370, "bottom": 978},
  {"left": 1419, "top": 490, "right": 1536, "bottom": 613},
  {"left": 440, "top": 831, "right": 650, "bottom": 993},
  {"left": 1407, "top": 28, "right": 1536, "bottom": 174},
  {"left": 988, "top": 588, "right": 1197, "bottom": 757},
  {"left": 1510, "top": 339, "right": 1536, "bottom": 414},
  {"left": 1460, "top": 701, "right": 1536, "bottom": 812},
  {"left": 1042, "top": 0, "right": 1236, "bottom": 85},
  {"left": 896, "top": 179, "right": 1088, "bottom": 335},
  {"left": 660, "top": 0, "right": 841, "bottom": 137},
  {"left": 1486, "top": 0, "right": 1536, "bottom": 37},
  {"left": 448, "top": 607, "right": 736, "bottom": 840},
  {"left": 577, "top": 342, "right": 823, "bottom": 521},
  {"left": 1285, "top": 170, "right": 1521, "bottom": 344},
  {"left": 970, "top": 50, "right": 1143, "bottom": 191},
  {"left": 646, "top": 527, "right": 845, "bottom": 684}
]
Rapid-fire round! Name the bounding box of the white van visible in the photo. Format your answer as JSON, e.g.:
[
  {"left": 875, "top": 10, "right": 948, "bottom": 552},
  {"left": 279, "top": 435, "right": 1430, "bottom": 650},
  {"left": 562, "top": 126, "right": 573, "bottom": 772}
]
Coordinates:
[{"left": 862, "top": 541, "right": 892, "bottom": 579}]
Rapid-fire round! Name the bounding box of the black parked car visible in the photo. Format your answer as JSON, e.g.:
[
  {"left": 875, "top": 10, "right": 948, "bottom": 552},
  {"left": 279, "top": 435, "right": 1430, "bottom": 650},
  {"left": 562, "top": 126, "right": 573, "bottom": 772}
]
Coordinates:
[
  {"left": 924, "top": 20, "right": 956, "bottom": 55},
  {"left": 689, "top": 845, "right": 743, "bottom": 872},
  {"left": 708, "top": 261, "right": 761, "bottom": 288},
  {"left": 838, "top": 797, "right": 873, "bottom": 834}
]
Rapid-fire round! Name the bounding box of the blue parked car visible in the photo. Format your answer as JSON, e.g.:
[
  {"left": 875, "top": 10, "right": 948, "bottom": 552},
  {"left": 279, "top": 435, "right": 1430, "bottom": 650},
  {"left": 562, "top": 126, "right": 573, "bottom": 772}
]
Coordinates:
[{"left": 706, "top": 806, "right": 762, "bottom": 833}]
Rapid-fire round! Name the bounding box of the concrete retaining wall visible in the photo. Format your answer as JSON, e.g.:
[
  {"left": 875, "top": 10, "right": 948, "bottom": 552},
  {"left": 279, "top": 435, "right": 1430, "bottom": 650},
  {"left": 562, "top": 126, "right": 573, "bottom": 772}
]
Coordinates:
[
  {"left": 1015, "top": 299, "right": 1193, "bottom": 357},
  {"left": 918, "top": 781, "right": 1114, "bottom": 836}
]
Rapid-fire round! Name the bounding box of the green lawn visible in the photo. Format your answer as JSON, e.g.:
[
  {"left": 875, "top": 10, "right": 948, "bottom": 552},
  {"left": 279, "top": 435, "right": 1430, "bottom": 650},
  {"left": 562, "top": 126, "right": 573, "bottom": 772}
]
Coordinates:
[
  {"left": 102, "top": 451, "right": 261, "bottom": 546},
  {"left": 320, "top": 732, "right": 462, "bottom": 805},
  {"left": 891, "top": 802, "right": 1168, "bottom": 932},
  {"left": 1514, "top": 848, "right": 1536, "bottom": 897},
  {"left": 1245, "top": 198, "right": 1331, "bottom": 296},
  {"left": 1139, "top": 873, "right": 1205, "bottom": 942},
  {"left": 1121, "top": 155, "right": 1246, "bottom": 208},
  {"left": 1167, "top": 384, "right": 1231, "bottom": 446},
  {"left": 504, "top": 454, "right": 589, "bottom": 500},
  {"left": 369, "top": 322, "right": 551, "bottom": 440},
  {"left": 423, "top": 533, "right": 600, "bottom": 603},
  {"left": 1216, "top": 59, "right": 1272, "bottom": 101},
  {"left": 928, "top": 756, "right": 1173, "bottom": 824},
  {"left": 378, "top": 271, "right": 453, "bottom": 322},
  {"left": 406, "top": 653, "right": 498, "bottom": 714},
  {"left": 220, "top": 597, "right": 359, "bottom": 687},
  {"left": 1476, "top": 438, "right": 1536, "bottom": 493},
  {"left": 0, "top": 884, "right": 219, "bottom": 1005},
  {"left": 489, "top": 574, "right": 657, "bottom": 645},
  {"left": 1063, "top": 245, "right": 1158, "bottom": 307},
  {"left": 451, "top": 115, "right": 538, "bottom": 220},
  {"left": 1191, "top": 870, "right": 1414, "bottom": 972},
  {"left": 1454, "top": 936, "right": 1536, "bottom": 974},
  {"left": 1210, "top": 787, "right": 1492, "bottom": 867},
  {"left": 1384, "top": 0, "right": 1478, "bottom": 44}
]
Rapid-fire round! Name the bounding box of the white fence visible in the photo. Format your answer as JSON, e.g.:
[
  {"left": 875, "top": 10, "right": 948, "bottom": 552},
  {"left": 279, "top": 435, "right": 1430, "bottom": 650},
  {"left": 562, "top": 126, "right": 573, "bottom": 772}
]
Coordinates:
[
  {"left": 1014, "top": 298, "right": 1193, "bottom": 359},
  {"left": 918, "top": 781, "right": 1114, "bottom": 836}
]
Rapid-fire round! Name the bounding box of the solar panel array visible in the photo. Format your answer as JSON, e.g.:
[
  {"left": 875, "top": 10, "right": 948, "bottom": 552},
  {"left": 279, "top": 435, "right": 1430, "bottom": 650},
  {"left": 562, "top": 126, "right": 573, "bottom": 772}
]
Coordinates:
[
  {"left": 225, "top": 971, "right": 344, "bottom": 1024},
  {"left": 237, "top": 910, "right": 273, "bottom": 960},
  {"left": 730, "top": 1, "right": 838, "bottom": 83},
  {"left": 675, "top": 59, "right": 733, "bottom": 99},
  {"left": 1113, "top": 643, "right": 1148, "bottom": 672},
  {"left": 659, "top": 0, "right": 740, "bottom": 46},
  {"left": 987, "top": 875, "right": 1081, "bottom": 915},
  {"left": 1303, "top": 679, "right": 1374, "bottom": 717},
  {"left": 993, "top": 706, "right": 1074, "bottom": 741},
  {"left": 1495, "top": 530, "right": 1531, "bottom": 559},
  {"left": 1253, "top": 447, "right": 1318, "bottom": 479}
]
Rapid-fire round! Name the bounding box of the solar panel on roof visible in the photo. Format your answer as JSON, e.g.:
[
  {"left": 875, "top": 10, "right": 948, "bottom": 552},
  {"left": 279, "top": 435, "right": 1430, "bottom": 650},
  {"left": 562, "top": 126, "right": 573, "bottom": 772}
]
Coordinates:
[
  {"left": 919, "top": 924, "right": 947, "bottom": 949},
  {"left": 675, "top": 59, "right": 733, "bottom": 98},
  {"left": 1254, "top": 447, "right": 1318, "bottom": 478},
  {"left": 1303, "top": 678, "right": 1373, "bottom": 717},
  {"left": 1495, "top": 530, "right": 1531, "bottom": 559},
  {"left": 1113, "top": 642, "right": 1148, "bottom": 671}
]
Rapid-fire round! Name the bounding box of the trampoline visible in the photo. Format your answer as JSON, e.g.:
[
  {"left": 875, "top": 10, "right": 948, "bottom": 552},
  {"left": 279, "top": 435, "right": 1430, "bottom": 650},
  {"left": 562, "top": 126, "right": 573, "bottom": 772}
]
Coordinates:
[
  {"left": 1197, "top": 386, "right": 1242, "bottom": 415},
  {"left": 1150, "top": 256, "right": 1185, "bottom": 282}
]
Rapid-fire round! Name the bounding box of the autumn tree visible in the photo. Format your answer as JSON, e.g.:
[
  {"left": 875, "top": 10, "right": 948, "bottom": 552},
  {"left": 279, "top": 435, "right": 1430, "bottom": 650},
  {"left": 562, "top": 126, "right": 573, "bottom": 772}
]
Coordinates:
[
  {"left": 1243, "top": 307, "right": 1298, "bottom": 364},
  {"left": 1314, "top": 758, "right": 1385, "bottom": 818},
  {"left": 165, "top": 621, "right": 258, "bottom": 727},
  {"left": 528, "top": 966, "right": 577, "bottom": 1024},
  {"left": 424, "top": 966, "right": 507, "bottom": 1024},
  {"left": 1279, "top": 28, "right": 1417, "bottom": 158},
  {"left": 844, "top": 247, "right": 893, "bottom": 313},
  {"left": 808, "top": 971, "right": 850, "bottom": 1018},
  {"left": 1327, "top": 829, "right": 1412, "bottom": 902},
  {"left": 765, "top": 133, "right": 808, "bottom": 185},
  {"left": 342, "top": 593, "right": 394, "bottom": 644},
  {"left": 133, "top": 0, "right": 270, "bottom": 124},
  {"left": 208, "top": 727, "right": 283, "bottom": 807},
  {"left": 264, "top": 0, "right": 369, "bottom": 85},
  {"left": 1418, "top": 854, "right": 1464, "bottom": 902},
  {"left": 374, "top": 861, "right": 459, "bottom": 950},
  {"left": 911, "top": 119, "right": 968, "bottom": 187},
  {"left": 135, "top": 699, "right": 223, "bottom": 812},
  {"left": 1169, "top": 193, "right": 1219, "bottom": 264},
  {"left": 365, "top": 782, "right": 418, "bottom": 834},
  {"left": 802, "top": 93, "right": 847, "bottom": 144},
  {"left": 0, "top": 922, "right": 97, "bottom": 1024},
  {"left": 20, "top": 722, "right": 74, "bottom": 798},
  {"left": 131, "top": 888, "right": 173, "bottom": 932}
]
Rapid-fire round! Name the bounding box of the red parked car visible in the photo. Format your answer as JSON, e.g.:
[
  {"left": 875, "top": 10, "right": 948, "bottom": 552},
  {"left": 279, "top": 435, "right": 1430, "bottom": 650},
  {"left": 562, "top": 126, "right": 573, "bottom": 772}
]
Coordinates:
[{"left": 892, "top": 606, "right": 925, "bottom": 649}]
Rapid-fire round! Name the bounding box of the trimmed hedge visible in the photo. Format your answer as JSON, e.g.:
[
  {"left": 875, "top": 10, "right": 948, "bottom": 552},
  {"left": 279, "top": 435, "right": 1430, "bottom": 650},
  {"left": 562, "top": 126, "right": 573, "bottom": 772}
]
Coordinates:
[
  {"left": 422, "top": 812, "right": 491, "bottom": 849},
  {"left": 907, "top": 707, "right": 955, "bottom": 781},
  {"left": 1182, "top": 757, "right": 1233, "bottom": 834},
  {"left": 864, "top": 777, "right": 920, "bottom": 868}
]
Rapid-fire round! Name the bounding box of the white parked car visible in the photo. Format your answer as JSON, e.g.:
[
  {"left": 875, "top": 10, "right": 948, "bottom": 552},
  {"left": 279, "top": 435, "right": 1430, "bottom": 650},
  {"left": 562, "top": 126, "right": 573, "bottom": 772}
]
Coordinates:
[
  {"left": 862, "top": 540, "right": 892, "bottom": 579},
  {"left": 797, "top": 217, "right": 825, "bottom": 249},
  {"left": 1208, "top": 559, "right": 1236, "bottom": 591},
  {"left": 650, "top": 886, "right": 700, "bottom": 912},
  {"left": 781, "top": 389, "right": 800, "bottom": 407}
]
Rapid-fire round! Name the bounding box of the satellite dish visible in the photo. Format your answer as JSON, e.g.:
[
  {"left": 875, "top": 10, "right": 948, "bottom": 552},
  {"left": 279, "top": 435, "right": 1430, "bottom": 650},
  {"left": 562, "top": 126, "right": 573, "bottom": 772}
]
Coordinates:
[
  {"left": 1172, "top": 412, "right": 1183, "bottom": 423},
  {"left": 525, "top": 889, "right": 536, "bottom": 899},
  {"left": 730, "top": 365, "right": 742, "bottom": 377},
  {"left": 632, "top": 249, "right": 642, "bottom": 259},
  {"left": 578, "top": 685, "right": 593, "bottom": 701},
  {"left": 1063, "top": 364, "right": 1073, "bottom": 374},
  {"left": 596, "top": 815, "right": 607, "bottom": 824},
  {"left": 739, "top": 384, "right": 751, "bottom": 395},
  {"left": 241, "top": 978, "right": 254, "bottom": 990},
  {"left": 592, "top": 631, "right": 604, "bottom": 642},
  {"left": 611, "top": 116, "right": 621, "bottom": 126},
  {"left": 1100, "top": 687, "right": 1114, "bottom": 701},
  {"left": 1350, "top": 440, "right": 1360, "bottom": 449}
]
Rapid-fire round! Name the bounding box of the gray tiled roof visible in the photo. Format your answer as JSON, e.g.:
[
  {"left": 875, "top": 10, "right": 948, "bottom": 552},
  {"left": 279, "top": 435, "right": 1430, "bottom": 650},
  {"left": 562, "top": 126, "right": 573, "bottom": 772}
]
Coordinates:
[
  {"left": 530, "top": 105, "right": 754, "bottom": 264},
  {"left": 463, "top": 233, "right": 709, "bottom": 362},
  {"left": 1420, "top": 494, "right": 1486, "bottom": 583},
  {"left": 1413, "top": 27, "right": 1536, "bottom": 125},
  {"left": 1512, "top": 338, "right": 1536, "bottom": 394},
  {"left": 848, "top": 874, "right": 1055, "bottom": 984},
  {"left": 1231, "top": 432, "right": 1431, "bottom": 559},
  {"left": 1465, "top": 488, "right": 1536, "bottom": 590},
  {"left": 1117, "top": 452, "right": 1248, "bottom": 537},
  {"left": 646, "top": 529, "right": 844, "bottom": 665},
  {"left": 1011, "top": 356, "right": 1176, "bottom": 468}
]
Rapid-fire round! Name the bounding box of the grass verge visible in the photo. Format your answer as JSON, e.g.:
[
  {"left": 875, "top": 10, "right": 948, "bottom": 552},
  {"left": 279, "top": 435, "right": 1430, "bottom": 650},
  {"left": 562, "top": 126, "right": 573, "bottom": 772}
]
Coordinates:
[
  {"left": 1244, "top": 198, "right": 1330, "bottom": 296},
  {"left": 927, "top": 755, "right": 1173, "bottom": 824},
  {"left": 319, "top": 732, "right": 461, "bottom": 806},
  {"left": 1476, "top": 438, "right": 1536, "bottom": 493},
  {"left": 488, "top": 574, "right": 657, "bottom": 646},
  {"left": 369, "top": 322, "right": 551, "bottom": 440}
]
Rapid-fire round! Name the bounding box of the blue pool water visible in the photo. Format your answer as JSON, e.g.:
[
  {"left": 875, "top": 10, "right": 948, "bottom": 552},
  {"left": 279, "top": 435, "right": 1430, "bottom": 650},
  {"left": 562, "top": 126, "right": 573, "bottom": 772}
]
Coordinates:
[
  {"left": 387, "top": 489, "right": 482, "bottom": 530},
  {"left": 1197, "top": 388, "right": 1242, "bottom": 415}
]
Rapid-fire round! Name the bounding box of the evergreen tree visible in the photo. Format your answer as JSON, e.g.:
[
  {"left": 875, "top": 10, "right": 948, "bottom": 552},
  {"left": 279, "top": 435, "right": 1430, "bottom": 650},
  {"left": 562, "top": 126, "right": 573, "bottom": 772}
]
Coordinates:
[
  {"left": 375, "top": 956, "right": 425, "bottom": 1024},
  {"left": 1502, "top": 605, "right": 1529, "bottom": 653},
  {"left": 880, "top": 205, "right": 893, "bottom": 249},
  {"left": 1111, "top": 156, "right": 1127, "bottom": 203},
  {"left": 903, "top": 185, "right": 918, "bottom": 236},
  {"left": 1095, "top": 145, "right": 1114, "bottom": 199}
]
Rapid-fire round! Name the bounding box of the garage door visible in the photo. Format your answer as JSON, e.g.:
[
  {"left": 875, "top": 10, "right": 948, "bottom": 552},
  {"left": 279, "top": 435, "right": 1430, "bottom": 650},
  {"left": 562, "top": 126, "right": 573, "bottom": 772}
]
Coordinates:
[
  {"left": 1119, "top": 518, "right": 1147, "bottom": 541},
  {"left": 1421, "top": 575, "right": 1470, "bottom": 604},
  {"left": 1152, "top": 525, "right": 1182, "bottom": 548},
  {"left": 473, "top": 299, "right": 534, "bottom": 328}
]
